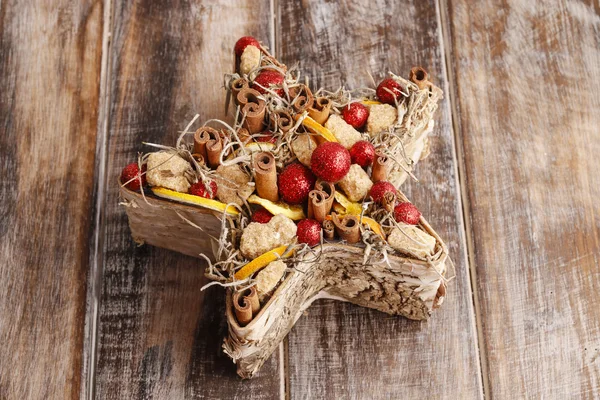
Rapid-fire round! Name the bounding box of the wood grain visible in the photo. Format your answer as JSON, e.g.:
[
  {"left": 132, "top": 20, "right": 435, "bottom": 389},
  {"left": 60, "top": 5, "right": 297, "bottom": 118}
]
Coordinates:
[
  {"left": 278, "top": 1, "right": 483, "bottom": 398},
  {"left": 445, "top": 0, "right": 600, "bottom": 398},
  {"left": 93, "top": 1, "right": 282, "bottom": 398},
  {"left": 0, "top": 0, "right": 104, "bottom": 398}
]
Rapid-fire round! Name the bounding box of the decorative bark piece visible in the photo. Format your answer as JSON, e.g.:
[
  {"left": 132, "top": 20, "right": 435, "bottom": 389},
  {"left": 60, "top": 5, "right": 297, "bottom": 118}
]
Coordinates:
[
  {"left": 409, "top": 66, "right": 429, "bottom": 90},
  {"left": 372, "top": 151, "right": 391, "bottom": 182},
  {"left": 307, "top": 181, "right": 335, "bottom": 223},
  {"left": 290, "top": 84, "right": 314, "bottom": 113},
  {"left": 331, "top": 212, "right": 360, "bottom": 244},
  {"left": 232, "top": 286, "right": 261, "bottom": 326},
  {"left": 237, "top": 87, "right": 266, "bottom": 133},
  {"left": 308, "top": 97, "right": 331, "bottom": 125},
  {"left": 253, "top": 152, "right": 279, "bottom": 202}
]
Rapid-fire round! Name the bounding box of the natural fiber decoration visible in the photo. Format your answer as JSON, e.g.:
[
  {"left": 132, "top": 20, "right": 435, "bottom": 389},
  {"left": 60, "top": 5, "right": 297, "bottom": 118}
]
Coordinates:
[
  {"left": 253, "top": 152, "right": 279, "bottom": 202},
  {"left": 233, "top": 286, "right": 260, "bottom": 326},
  {"left": 206, "top": 129, "right": 224, "bottom": 168},
  {"left": 237, "top": 87, "right": 266, "bottom": 133},
  {"left": 308, "top": 97, "right": 331, "bottom": 125},
  {"left": 307, "top": 181, "right": 335, "bottom": 223},
  {"left": 231, "top": 77, "right": 249, "bottom": 101},
  {"left": 290, "top": 84, "right": 314, "bottom": 113},
  {"left": 409, "top": 66, "right": 429, "bottom": 90},
  {"left": 331, "top": 212, "right": 360, "bottom": 243},
  {"left": 372, "top": 151, "right": 391, "bottom": 182},
  {"left": 224, "top": 227, "right": 449, "bottom": 378},
  {"left": 269, "top": 110, "right": 294, "bottom": 133}
]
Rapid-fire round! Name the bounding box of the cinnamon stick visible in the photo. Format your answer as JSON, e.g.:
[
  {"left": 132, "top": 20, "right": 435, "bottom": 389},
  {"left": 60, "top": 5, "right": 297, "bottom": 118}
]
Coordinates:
[
  {"left": 372, "top": 151, "right": 391, "bottom": 182},
  {"left": 193, "top": 127, "right": 216, "bottom": 160},
  {"left": 322, "top": 219, "right": 335, "bottom": 240},
  {"left": 206, "top": 129, "right": 224, "bottom": 168},
  {"left": 308, "top": 97, "right": 331, "bottom": 125},
  {"left": 307, "top": 181, "right": 335, "bottom": 223},
  {"left": 237, "top": 88, "right": 266, "bottom": 133},
  {"left": 331, "top": 212, "right": 361, "bottom": 244},
  {"left": 231, "top": 77, "right": 249, "bottom": 103},
  {"left": 233, "top": 286, "right": 261, "bottom": 326},
  {"left": 290, "top": 84, "right": 314, "bottom": 113},
  {"left": 409, "top": 66, "right": 429, "bottom": 90},
  {"left": 270, "top": 110, "right": 294, "bottom": 133},
  {"left": 191, "top": 153, "right": 206, "bottom": 167},
  {"left": 253, "top": 152, "right": 279, "bottom": 202},
  {"left": 382, "top": 191, "right": 397, "bottom": 213}
]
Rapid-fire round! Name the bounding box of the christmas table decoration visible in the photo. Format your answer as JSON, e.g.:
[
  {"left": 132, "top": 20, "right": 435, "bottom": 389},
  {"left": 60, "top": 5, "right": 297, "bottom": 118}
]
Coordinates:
[{"left": 119, "top": 36, "right": 450, "bottom": 378}]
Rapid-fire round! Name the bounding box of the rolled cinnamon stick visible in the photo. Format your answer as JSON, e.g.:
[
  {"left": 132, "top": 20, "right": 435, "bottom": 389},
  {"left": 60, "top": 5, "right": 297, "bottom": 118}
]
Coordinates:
[
  {"left": 231, "top": 77, "right": 249, "bottom": 103},
  {"left": 409, "top": 66, "right": 429, "bottom": 90},
  {"left": 269, "top": 110, "right": 294, "bottom": 133},
  {"left": 253, "top": 152, "right": 279, "bottom": 202},
  {"left": 233, "top": 286, "right": 261, "bottom": 326},
  {"left": 206, "top": 129, "right": 224, "bottom": 168},
  {"left": 322, "top": 219, "right": 335, "bottom": 240},
  {"left": 194, "top": 127, "right": 216, "bottom": 160},
  {"left": 308, "top": 97, "right": 331, "bottom": 125},
  {"left": 331, "top": 212, "right": 361, "bottom": 244},
  {"left": 307, "top": 181, "right": 335, "bottom": 222},
  {"left": 382, "top": 191, "right": 397, "bottom": 213},
  {"left": 191, "top": 153, "right": 206, "bottom": 167},
  {"left": 237, "top": 88, "right": 266, "bottom": 133},
  {"left": 372, "top": 151, "right": 391, "bottom": 182},
  {"left": 290, "top": 84, "right": 314, "bottom": 113},
  {"left": 237, "top": 127, "right": 251, "bottom": 144}
]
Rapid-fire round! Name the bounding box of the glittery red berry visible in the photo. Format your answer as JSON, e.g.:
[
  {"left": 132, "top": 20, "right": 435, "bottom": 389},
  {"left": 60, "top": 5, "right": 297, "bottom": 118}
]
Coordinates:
[
  {"left": 234, "top": 36, "right": 260, "bottom": 57},
  {"left": 189, "top": 180, "right": 218, "bottom": 199},
  {"left": 120, "top": 163, "right": 146, "bottom": 191},
  {"left": 349, "top": 140, "right": 376, "bottom": 168},
  {"left": 341, "top": 102, "right": 369, "bottom": 129},
  {"left": 369, "top": 181, "right": 397, "bottom": 203},
  {"left": 394, "top": 202, "right": 421, "bottom": 225},
  {"left": 296, "top": 219, "right": 321, "bottom": 247},
  {"left": 251, "top": 207, "right": 273, "bottom": 224},
  {"left": 310, "top": 142, "right": 351, "bottom": 183},
  {"left": 278, "top": 163, "right": 316, "bottom": 204},
  {"left": 252, "top": 70, "right": 284, "bottom": 96},
  {"left": 376, "top": 78, "right": 403, "bottom": 105},
  {"left": 256, "top": 131, "right": 277, "bottom": 144}
]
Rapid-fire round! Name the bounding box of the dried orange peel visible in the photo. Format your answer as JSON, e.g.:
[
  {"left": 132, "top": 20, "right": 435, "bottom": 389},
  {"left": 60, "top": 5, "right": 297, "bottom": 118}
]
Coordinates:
[
  {"left": 151, "top": 187, "right": 239, "bottom": 215},
  {"left": 361, "top": 99, "right": 382, "bottom": 106},
  {"left": 333, "top": 191, "right": 362, "bottom": 215},
  {"left": 248, "top": 194, "right": 305, "bottom": 220},
  {"left": 234, "top": 245, "right": 291, "bottom": 280},
  {"left": 297, "top": 115, "right": 338, "bottom": 143},
  {"left": 324, "top": 214, "right": 385, "bottom": 240}
]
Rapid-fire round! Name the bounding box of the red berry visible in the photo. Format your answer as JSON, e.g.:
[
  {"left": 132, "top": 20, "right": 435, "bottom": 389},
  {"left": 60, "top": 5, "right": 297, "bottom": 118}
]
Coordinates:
[
  {"left": 252, "top": 70, "right": 285, "bottom": 96},
  {"left": 278, "top": 163, "right": 316, "bottom": 204},
  {"left": 369, "top": 181, "right": 397, "bottom": 203},
  {"left": 393, "top": 202, "right": 421, "bottom": 225},
  {"left": 256, "top": 131, "right": 277, "bottom": 143},
  {"left": 251, "top": 207, "right": 273, "bottom": 224},
  {"left": 296, "top": 219, "right": 321, "bottom": 247},
  {"left": 341, "top": 102, "right": 369, "bottom": 129},
  {"left": 189, "top": 180, "right": 218, "bottom": 199},
  {"left": 349, "top": 140, "right": 376, "bottom": 168},
  {"left": 121, "top": 163, "right": 146, "bottom": 191},
  {"left": 376, "top": 78, "right": 403, "bottom": 105},
  {"left": 310, "top": 142, "right": 351, "bottom": 183},
  {"left": 234, "top": 36, "right": 260, "bottom": 57}
]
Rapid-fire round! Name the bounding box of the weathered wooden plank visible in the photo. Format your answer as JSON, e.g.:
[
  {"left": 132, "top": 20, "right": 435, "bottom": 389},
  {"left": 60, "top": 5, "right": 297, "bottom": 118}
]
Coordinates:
[
  {"left": 0, "top": 0, "right": 104, "bottom": 398},
  {"left": 94, "top": 1, "right": 282, "bottom": 398},
  {"left": 445, "top": 0, "right": 600, "bottom": 398},
  {"left": 278, "top": 1, "right": 483, "bottom": 398}
]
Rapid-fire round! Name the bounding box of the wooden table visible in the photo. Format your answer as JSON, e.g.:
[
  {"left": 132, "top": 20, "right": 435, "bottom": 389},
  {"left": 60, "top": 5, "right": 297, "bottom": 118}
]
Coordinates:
[{"left": 1, "top": 1, "right": 598, "bottom": 398}]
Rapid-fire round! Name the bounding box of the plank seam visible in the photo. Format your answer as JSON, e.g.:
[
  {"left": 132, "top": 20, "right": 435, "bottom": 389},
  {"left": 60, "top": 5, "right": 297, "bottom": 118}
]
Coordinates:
[
  {"left": 436, "top": 0, "right": 489, "bottom": 398},
  {"left": 83, "top": 0, "right": 114, "bottom": 398}
]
